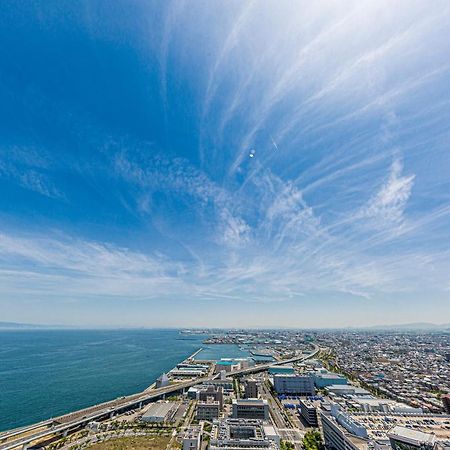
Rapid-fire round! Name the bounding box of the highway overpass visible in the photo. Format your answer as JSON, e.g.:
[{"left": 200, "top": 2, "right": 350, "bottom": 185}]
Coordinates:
[{"left": 0, "top": 346, "right": 319, "bottom": 450}]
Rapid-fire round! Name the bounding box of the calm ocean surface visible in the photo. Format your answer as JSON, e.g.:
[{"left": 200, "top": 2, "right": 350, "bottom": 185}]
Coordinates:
[{"left": 0, "top": 329, "right": 248, "bottom": 432}]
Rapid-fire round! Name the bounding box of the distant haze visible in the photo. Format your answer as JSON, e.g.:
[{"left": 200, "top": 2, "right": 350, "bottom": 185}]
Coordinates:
[{"left": 1, "top": 321, "right": 449, "bottom": 332}]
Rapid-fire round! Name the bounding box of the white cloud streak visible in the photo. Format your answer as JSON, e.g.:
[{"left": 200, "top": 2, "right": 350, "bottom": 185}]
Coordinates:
[
  {"left": 0, "top": 148, "right": 64, "bottom": 199},
  {"left": 361, "top": 158, "right": 415, "bottom": 229}
]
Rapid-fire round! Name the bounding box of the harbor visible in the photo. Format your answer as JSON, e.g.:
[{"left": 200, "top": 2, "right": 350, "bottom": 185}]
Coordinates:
[{"left": 0, "top": 344, "right": 319, "bottom": 450}]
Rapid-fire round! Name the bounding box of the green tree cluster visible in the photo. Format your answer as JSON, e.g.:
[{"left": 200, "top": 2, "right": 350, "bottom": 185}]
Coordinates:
[
  {"left": 302, "top": 431, "right": 324, "bottom": 450},
  {"left": 280, "top": 440, "right": 295, "bottom": 450}
]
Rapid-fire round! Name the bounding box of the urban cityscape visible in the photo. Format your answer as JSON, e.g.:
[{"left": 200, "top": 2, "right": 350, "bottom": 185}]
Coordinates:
[{"left": 1, "top": 329, "right": 449, "bottom": 450}]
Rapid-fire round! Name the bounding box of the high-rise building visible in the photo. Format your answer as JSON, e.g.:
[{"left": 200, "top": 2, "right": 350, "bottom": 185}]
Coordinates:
[
  {"left": 320, "top": 410, "right": 367, "bottom": 450},
  {"left": 244, "top": 379, "right": 259, "bottom": 398},
  {"left": 298, "top": 399, "right": 318, "bottom": 426},
  {"left": 203, "top": 379, "right": 234, "bottom": 393}
]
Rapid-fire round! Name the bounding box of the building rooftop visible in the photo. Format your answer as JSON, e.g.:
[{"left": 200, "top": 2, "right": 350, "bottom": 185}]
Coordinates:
[
  {"left": 326, "top": 385, "right": 370, "bottom": 395},
  {"left": 325, "top": 404, "right": 450, "bottom": 442},
  {"left": 388, "top": 426, "right": 436, "bottom": 446},
  {"left": 184, "top": 426, "right": 202, "bottom": 439},
  {"left": 352, "top": 412, "right": 450, "bottom": 442},
  {"left": 233, "top": 399, "right": 268, "bottom": 406},
  {"left": 142, "top": 402, "right": 176, "bottom": 419},
  {"left": 321, "top": 410, "right": 369, "bottom": 450},
  {"left": 210, "top": 419, "right": 279, "bottom": 450},
  {"left": 316, "top": 372, "right": 346, "bottom": 379}
]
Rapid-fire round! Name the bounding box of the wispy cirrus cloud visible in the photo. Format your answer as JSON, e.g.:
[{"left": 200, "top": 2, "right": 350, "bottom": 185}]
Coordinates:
[
  {"left": 360, "top": 158, "right": 414, "bottom": 229},
  {"left": 0, "top": 232, "right": 186, "bottom": 299},
  {"left": 0, "top": 159, "right": 63, "bottom": 200},
  {"left": 113, "top": 149, "right": 251, "bottom": 250}
]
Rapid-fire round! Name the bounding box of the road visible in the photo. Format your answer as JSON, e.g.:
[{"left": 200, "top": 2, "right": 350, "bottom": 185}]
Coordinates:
[
  {"left": 259, "top": 378, "right": 287, "bottom": 429},
  {"left": 259, "top": 375, "right": 307, "bottom": 450},
  {"left": 0, "top": 346, "right": 319, "bottom": 450},
  {"left": 277, "top": 428, "right": 305, "bottom": 449}
]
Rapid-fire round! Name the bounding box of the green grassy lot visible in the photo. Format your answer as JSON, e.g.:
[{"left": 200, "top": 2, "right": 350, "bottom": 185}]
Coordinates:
[{"left": 85, "top": 435, "right": 170, "bottom": 450}]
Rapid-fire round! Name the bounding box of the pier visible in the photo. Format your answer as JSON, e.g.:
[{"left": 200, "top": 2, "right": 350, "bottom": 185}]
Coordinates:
[{"left": 186, "top": 347, "right": 203, "bottom": 361}]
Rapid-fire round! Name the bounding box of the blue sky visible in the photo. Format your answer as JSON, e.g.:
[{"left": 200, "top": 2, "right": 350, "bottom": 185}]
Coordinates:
[{"left": 1, "top": 0, "right": 450, "bottom": 328}]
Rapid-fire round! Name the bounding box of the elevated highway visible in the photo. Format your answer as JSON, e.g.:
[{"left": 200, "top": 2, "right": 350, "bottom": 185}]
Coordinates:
[{"left": 0, "top": 346, "right": 319, "bottom": 450}]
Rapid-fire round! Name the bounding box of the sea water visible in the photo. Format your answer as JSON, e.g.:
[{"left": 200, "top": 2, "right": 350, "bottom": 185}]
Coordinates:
[{"left": 0, "top": 329, "right": 207, "bottom": 431}]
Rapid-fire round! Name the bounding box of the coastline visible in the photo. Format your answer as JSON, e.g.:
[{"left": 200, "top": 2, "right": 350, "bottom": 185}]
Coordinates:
[
  {"left": 143, "top": 346, "right": 203, "bottom": 392},
  {"left": 1, "top": 333, "right": 254, "bottom": 433},
  {"left": 0, "top": 329, "right": 205, "bottom": 432}
]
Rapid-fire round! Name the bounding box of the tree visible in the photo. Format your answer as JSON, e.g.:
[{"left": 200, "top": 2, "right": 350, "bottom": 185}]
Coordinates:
[
  {"left": 281, "top": 440, "right": 295, "bottom": 450},
  {"left": 302, "top": 431, "right": 324, "bottom": 450}
]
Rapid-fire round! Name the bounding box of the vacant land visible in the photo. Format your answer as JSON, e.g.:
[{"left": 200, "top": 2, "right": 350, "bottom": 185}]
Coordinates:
[{"left": 85, "top": 435, "right": 170, "bottom": 450}]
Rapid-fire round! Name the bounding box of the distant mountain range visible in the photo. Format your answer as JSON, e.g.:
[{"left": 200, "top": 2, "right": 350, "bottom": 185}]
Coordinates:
[
  {"left": 365, "top": 322, "right": 450, "bottom": 331},
  {"left": 0, "top": 321, "right": 62, "bottom": 330}
]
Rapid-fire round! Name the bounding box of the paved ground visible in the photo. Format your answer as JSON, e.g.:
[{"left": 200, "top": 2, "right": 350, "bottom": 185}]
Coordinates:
[{"left": 277, "top": 428, "right": 306, "bottom": 448}]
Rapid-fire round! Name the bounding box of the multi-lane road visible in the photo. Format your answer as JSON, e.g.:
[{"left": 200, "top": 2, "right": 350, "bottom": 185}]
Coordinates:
[{"left": 0, "top": 346, "right": 319, "bottom": 450}]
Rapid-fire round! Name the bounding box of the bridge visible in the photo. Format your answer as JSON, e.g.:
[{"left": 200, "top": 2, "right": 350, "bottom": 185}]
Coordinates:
[{"left": 0, "top": 346, "right": 319, "bottom": 450}]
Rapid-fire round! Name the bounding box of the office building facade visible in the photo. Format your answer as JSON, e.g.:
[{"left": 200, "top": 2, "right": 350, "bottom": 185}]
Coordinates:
[
  {"left": 299, "top": 399, "right": 318, "bottom": 426},
  {"left": 245, "top": 379, "right": 259, "bottom": 399},
  {"left": 232, "top": 399, "right": 269, "bottom": 420},
  {"left": 196, "top": 399, "right": 220, "bottom": 421},
  {"left": 199, "top": 385, "right": 224, "bottom": 408},
  {"left": 273, "top": 374, "right": 315, "bottom": 396}
]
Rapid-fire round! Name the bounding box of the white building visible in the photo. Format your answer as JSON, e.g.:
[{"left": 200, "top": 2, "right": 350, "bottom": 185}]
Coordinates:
[
  {"left": 183, "top": 425, "right": 202, "bottom": 450},
  {"left": 320, "top": 409, "right": 368, "bottom": 450},
  {"left": 320, "top": 402, "right": 450, "bottom": 450},
  {"left": 141, "top": 402, "right": 177, "bottom": 423},
  {"left": 210, "top": 419, "right": 279, "bottom": 450},
  {"left": 388, "top": 427, "right": 435, "bottom": 450},
  {"left": 325, "top": 385, "right": 370, "bottom": 396},
  {"left": 350, "top": 398, "right": 422, "bottom": 414},
  {"left": 170, "top": 368, "right": 207, "bottom": 377}
]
